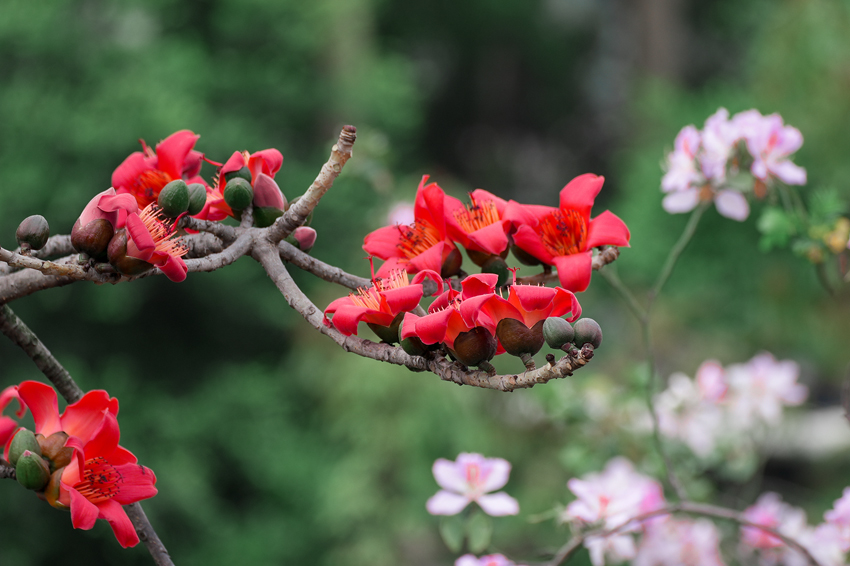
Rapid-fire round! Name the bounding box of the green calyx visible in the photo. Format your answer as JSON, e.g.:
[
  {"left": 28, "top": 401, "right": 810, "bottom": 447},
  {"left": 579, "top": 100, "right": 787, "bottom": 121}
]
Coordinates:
[
  {"left": 158, "top": 180, "right": 190, "bottom": 217},
  {"left": 480, "top": 256, "right": 510, "bottom": 287},
  {"left": 573, "top": 318, "right": 603, "bottom": 349},
  {"left": 224, "top": 178, "right": 253, "bottom": 211},
  {"left": 225, "top": 166, "right": 252, "bottom": 183},
  {"left": 186, "top": 183, "right": 208, "bottom": 216},
  {"left": 16, "top": 215, "right": 50, "bottom": 252},
  {"left": 543, "top": 317, "right": 575, "bottom": 349},
  {"left": 15, "top": 451, "right": 50, "bottom": 491},
  {"left": 9, "top": 429, "right": 41, "bottom": 466},
  {"left": 253, "top": 207, "right": 284, "bottom": 228}
]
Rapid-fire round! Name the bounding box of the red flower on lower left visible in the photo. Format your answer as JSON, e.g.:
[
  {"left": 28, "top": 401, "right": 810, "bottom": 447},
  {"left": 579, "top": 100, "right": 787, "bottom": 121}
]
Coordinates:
[{"left": 0, "top": 381, "right": 157, "bottom": 548}]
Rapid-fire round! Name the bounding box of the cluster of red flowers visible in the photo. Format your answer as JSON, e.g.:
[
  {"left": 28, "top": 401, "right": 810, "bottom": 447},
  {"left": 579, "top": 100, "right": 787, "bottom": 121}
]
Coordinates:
[
  {"left": 324, "top": 173, "right": 628, "bottom": 370},
  {"left": 70, "top": 130, "right": 306, "bottom": 282},
  {"left": 0, "top": 381, "right": 157, "bottom": 548}
]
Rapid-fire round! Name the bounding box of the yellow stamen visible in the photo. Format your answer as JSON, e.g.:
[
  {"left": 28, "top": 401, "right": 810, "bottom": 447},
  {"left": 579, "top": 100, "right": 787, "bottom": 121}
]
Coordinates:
[
  {"left": 453, "top": 195, "right": 500, "bottom": 234},
  {"left": 396, "top": 220, "right": 441, "bottom": 259},
  {"left": 539, "top": 209, "right": 587, "bottom": 257}
]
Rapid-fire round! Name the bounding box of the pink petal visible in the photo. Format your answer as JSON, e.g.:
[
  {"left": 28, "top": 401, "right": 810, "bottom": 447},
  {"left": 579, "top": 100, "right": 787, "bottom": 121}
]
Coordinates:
[
  {"left": 426, "top": 490, "right": 471, "bottom": 515},
  {"left": 511, "top": 224, "right": 555, "bottom": 265},
  {"left": 467, "top": 221, "right": 510, "bottom": 256},
  {"left": 125, "top": 214, "right": 156, "bottom": 261},
  {"left": 481, "top": 458, "right": 511, "bottom": 492},
  {"left": 248, "top": 149, "right": 284, "bottom": 179},
  {"left": 553, "top": 252, "right": 593, "bottom": 293},
  {"left": 111, "top": 463, "right": 158, "bottom": 504},
  {"left": 60, "top": 390, "right": 118, "bottom": 443},
  {"left": 157, "top": 255, "right": 188, "bottom": 283},
  {"left": 662, "top": 189, "right": 700, "bottom": 214},
  {"left": 433, "top": 458, "right": 468, "bottom": 492},
  {"left": 17, "top": 381, "right": 61, "bottom": 437},
  {"left": 69, "top": 488, "right": 100, "bottom": 530},
  {"left": 714, "top": 190, "right": 749, "bottom": 221},
  {"left": 477, "top": 492, "right": 520, "bottom": 516},
  {"left": 559, "top": 174, "right": 605, "bottom": 221},
  {"left": 586, "top": 211, "right": 630, "bottom": 249},
  {"left": 252, "top": 173, "right": 285, "bottom": 209},
  {"left": 155, "top": 130, "right": 200, "bottom": 180},
  {"left": 772, "top": 161, "right": 807, "bottom": 185},
  {"left": 98, "top": 498, "right": 140, "bottom": 548}
]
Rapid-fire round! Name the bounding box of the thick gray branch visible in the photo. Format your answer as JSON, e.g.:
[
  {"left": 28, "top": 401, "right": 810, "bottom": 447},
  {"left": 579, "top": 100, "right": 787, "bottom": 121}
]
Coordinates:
[{"left": 277, "top": 241, "right": 369, "bottom": 290}]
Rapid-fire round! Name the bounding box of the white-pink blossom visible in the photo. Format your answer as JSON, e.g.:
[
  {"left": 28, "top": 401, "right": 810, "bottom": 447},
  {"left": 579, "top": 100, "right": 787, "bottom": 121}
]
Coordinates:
[
  {"left": 726, "top": 353, "right": 807, "bottom": 428},
  {"left": 746, "top": 114, "right": 807, "bottom": 185},
  {"left": 824, "top": 487, "right": 850, "bottom": 551},
  {"left": 656, "top": 372, "right": 724, "bottom": 457},
  {"left": 426, "top": 453, "right": 519, "bottom": 516},
  {"left": 742, "top": 492, "right": 807, "bottom": 550},
  {"left": 634, "top": 518, "right": 726, "bottom": 566},
  {"left": 387, "top": 201, "right": 415, "bottom": 226},
  {"left": 455, "top": 554, "right": 524, "bottom": 566}
]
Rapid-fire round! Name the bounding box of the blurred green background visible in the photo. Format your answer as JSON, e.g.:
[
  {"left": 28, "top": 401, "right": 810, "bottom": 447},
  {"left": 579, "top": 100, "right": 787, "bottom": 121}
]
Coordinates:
[{"left": 2, "top": 0, "right": 850, "bottom": 564}]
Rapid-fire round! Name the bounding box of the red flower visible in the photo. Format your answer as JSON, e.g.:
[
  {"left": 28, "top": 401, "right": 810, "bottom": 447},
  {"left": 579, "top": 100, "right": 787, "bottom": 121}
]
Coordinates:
[
  {"left": 505, "top": 174, "right": 630, "bottom": 292},
  {"left": 443, "top": 190, "right": 511, "bottom": 264},
  {"left": 109, "top": 204, "right": 189, "bottom": 282},
  {"left": 363, "top": 176, "right": 461, "bottom": 278},
  {"left": 76, "top": 188, "right": 139, "bottom": 231},
  {"left": 112, "top": 130, "right": 209, "bottom": 209},
  {"left": 324, "top": 268, "right": 442, "bottom": 336},
  {"left": 0, "top": 381, "right": 157, "bottom": 548},
  {"left": 202, "top": 149, "right": 284, "bottom": 221},
  {"left": 470, "top": 280, "right": 582, "bottom": 334}
]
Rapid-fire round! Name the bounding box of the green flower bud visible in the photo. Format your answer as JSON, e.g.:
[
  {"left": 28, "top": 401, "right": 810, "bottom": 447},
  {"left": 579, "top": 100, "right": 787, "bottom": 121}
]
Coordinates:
[
  {"left": 225, "top": 166, "right": 252, "bottom": 183},
  {"left": 158, "top": 180, "right": 190, "bottom": 218},
  {"left": 253, "top": 206, "right": 284, "bottom": 228},
  {"left": 481, "top": 256, "right": 510, "bottom": 287},
  {"left": 186, "top": 183, "right": 208, "bottom": 216},
  {"left": 450, "top": 327, "right": 497, "bottom": 367},
  {"left": 223, "top": 178, "right": 253, "bottom": 211},
  {"left": 573, "top": 318, "right": 602, "bottom": 349},
  {"left": 107, "top": 229, "right": 154, "bottom": 277},
  {"left": 8, "top": 429, "right": 41, "bottom": 466},
  {"left": 71, "top": 218, "right": 114, "bottom": 260},
  {"left": 15, "top": 450, "right": 50, "bottom": 491},
  {"left": 543, "top": 317, "right": 575, "bottom": 349},
  {"left": 16, "top": 215, "right": 50, "bottom": 253},
  {"left": 367, "top": 312, "right": 404, "bottom": 344}
]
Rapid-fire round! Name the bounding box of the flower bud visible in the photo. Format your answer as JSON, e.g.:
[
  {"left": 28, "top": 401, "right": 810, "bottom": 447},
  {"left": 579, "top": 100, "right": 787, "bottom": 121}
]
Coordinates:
[
  {"left": 223, "top": 177, "right": 254, "bottom": 210},
  {"left": 107, "top": 229, "right": 154, "bottom": 276},
  {"left": 157, "top": 179, "right": 190, "bottom": 218},
  {"left": 543, "top": 317, "right": 575, "bottom": 349},
  {"left": 510, "top": 242, "right": 541, "bottom": 266},
  {"left": 37, "top": 431, "right": 73, "bottom": 472},
  {"left": 450, "top": 327, "right": 497, "bottom": 367},
  {"left": 441, "top": 248, "right": 463, "bottom": 278},
  {"left": 573, "top": 318, "right": 602, "bottom": 349},
  {"left": 496, "top": 318, "right": 545, "bottom": 357},
  {"left": 253, "top": 207, "right": 284, "bottom": 228},
  {"left": 186, "top": 183, "right": 208, "bottom": 216},
  {"left": 8, "top": 429, "right": 41, "bottom": 466},
  {"left": 367, "top": 312, "right": 403, "bottom": 344},
  {"left": 481, "top": 256, "right": 510, "bottom": 287},
  {"left": 225, "top": 165, "right": 252, "bottom": 183},
  {"left": 71, "top": 218, "right": 114, "bottom": 260},
  {"left": 15, "top": 450, "right": 50, "bottom": 491},
  {"left": 16, "top": 215, "right": 50, "bottom": 253}
]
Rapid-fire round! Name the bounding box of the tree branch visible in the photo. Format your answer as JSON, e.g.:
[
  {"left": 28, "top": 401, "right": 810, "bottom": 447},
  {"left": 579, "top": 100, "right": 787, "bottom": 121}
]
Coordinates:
[
  {"left": 0, "top": 304, "right": 174, "bottom": 566},
  {"left": 266, "top": 125, "right": 357, "bottom": 243},
  {"left": 516, "top": 246, "right": 621, "bottom": 286},
  {"left": 277, "top": 240, "right": 369, "bottom": 290},
  {"left": 0, "top": 464, "right": 16, "bottom": 480}
]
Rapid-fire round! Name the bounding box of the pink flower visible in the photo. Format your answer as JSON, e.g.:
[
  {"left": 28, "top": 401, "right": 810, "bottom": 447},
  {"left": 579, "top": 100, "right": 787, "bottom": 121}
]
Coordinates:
[
  {"left": 726, "top": 352, "right": 807, "bottom": 428},
  {"left": 634, "top": 518, "right": 726, "bottom": 566},
  {"left": 506, "top": 174, "right": 630, "bottom": 292},
  {"left": 661, "top": 125, "right": 702, "bottom": 195},
  {"left": 76, "top": 188, "right": 139, "bottom": 231},
  {"left": 655, "top": 372, "right": 725, "bottom": 457},
  {"left": 112, "top": 130, "right": 208, "bottom": 209},
  {"left": 387, "top": 202, "right": 415, "bottom": 226},
  {"left": 745, "top": 114, "right": 806, "bottom": 185},
  {"left": 109, "top": 204, "right": 189, "bottom": 282},
  {"left": 456, "top": 554, "right": 524, "bottom": 566},
  {"left": 824, "top": 487, "right": 850, "bottom": 551},
  {"left": 202, "top": 149, "right": 285, "bottom": 221},
  {"left": 426, "top": 453, "right": 519, "bottom": 516},
  {"left": 741, "top": 492, "right": 806, "bottom": 550}
]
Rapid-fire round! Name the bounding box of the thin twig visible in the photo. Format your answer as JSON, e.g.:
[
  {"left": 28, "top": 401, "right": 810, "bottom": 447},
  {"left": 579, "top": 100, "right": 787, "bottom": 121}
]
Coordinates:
[
  {"left": 266, "top": 125, "right": 357, "bottom": 243},
  {"left": 0, "top": 464, "right": 15, "bottom": 480},
  {"left": 0, "top": 304, "right": 173, "bottom": 566},
  {"left": 649, "top": 203, "right": 707, "bottom": 306},
  {"left": 0, "top": 234, "right": 75, "bottom": 275}
]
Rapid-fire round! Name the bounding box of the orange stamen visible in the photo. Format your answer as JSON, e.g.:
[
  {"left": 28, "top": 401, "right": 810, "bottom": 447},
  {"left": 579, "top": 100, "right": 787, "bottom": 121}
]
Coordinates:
[
  {"left": 349, "top": 287, "right": 382, "bottom": 310},
  {"left": 374, "top": 269, "right": 410, "bottom": 292},
  {"left": 139, "top": 204, "right": 189, "bottom": 258},
  {"left": 396, "top": 220, "right": 441, "bottom": 259},
  {"left": 132, "top": 170, "right": 172, "bottom": 205},
  {"left": 73, "top": 456, "right": 122, "bottom": 504},
  {"left": 539, "top": 209, "right": 587, "bottom": 257},
  {"left": 453, "top": 195, "right": 500, "bottom": 234}
]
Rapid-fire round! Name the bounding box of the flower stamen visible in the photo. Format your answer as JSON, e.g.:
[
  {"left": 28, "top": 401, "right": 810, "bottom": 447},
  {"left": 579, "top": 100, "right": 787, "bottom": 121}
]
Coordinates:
[
  {"left": 396, "top": 220, "right": 441, "bottom": 259},
  {"left": 539, "top": 209, "right": 587, "bottom": 257},
  {"left": 453, "top": 196, "right": 500, "bottom": 234}
]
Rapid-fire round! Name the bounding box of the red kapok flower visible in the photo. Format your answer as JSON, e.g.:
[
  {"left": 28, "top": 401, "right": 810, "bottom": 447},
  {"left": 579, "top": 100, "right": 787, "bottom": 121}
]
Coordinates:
[
  {"left": 324, "top": 267, "right": 442, "bottom": 339},
  {"left": 108, "top": 204, "right": 189, "bottom": 282},
  {"left": 202, "top": 149, "right": 285, "bottom": 221},
  {"left": 506, "top": 174, "right": 630, "bottom": 292},
  {"left": 364, "top": 176, "right": 461, "bottom": 278},
  {"left": 0, "top": 381, "right": 157, "bottom": 548},
  {"left": 443, "top": 189, "right": 511, "bottom": 265},
  {"left": 112, "top": 130, "right": 209, "bottom": 209},
  {"left": 71, "top": 188, "right": 140, "bottom": 259}
]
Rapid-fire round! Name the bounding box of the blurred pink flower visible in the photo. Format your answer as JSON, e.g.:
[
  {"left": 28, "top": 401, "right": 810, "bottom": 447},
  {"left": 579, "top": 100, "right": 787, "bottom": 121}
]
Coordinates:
[
  {"left": 742, "top": 492, "right": 806, "bottom": 550},
  {"left": 824, "top": 487, "right": 850, "bottom": 551},
  {"left": 426, "top": 453, "right": 519, "bottom": 516},
  {"left": 455, "top": 554, "right": 524, "bottom": 566},
  {"left": 634, "top": 518, "right": 726, "bottom": 566},
  {"left": 387, "top": 201, "right": 415, "bottom": 226},
  {"left": 726, "top": 352, "right": 807, "bottom": 428},
  {"left": 656, "top": 372, "right": 724, "bottom": 457},
  {"left": 745, "top": 114, "right": 807, "bottom": 185}
]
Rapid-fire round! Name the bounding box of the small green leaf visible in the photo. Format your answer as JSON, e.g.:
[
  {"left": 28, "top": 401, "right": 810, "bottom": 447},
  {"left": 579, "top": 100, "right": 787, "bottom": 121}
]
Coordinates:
[
  {"left": 757, "top": 207, "right": 796, "bottom": 251},
  {"left": 439, "top": 515, "right": 465, "bottom": 553},
  {"left": 466, "top": 511, "right": 493, "bottom": 554}
]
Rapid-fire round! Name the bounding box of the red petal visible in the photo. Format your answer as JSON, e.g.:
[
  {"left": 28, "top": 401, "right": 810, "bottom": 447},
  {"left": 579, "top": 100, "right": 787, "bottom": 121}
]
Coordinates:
[
  {"left": 509, "top": 284, "right": 556, "bottom": 313},
  {"left": 17, "top": 381, "right": 61, "bottom": 437},
  {"left": 0, "top": 418, "right": 18, "bottom": 449},
  {"left": 502, "top": 201, "right": 556, "bottom": 229},
  {"left": 125, "top": 214, "right": 156, "bottom": 261},
  {"left": 559, "top": 174, "right": 604, "bottom": 220},
  {"left": 381, "top": 285, "right": 424, "bottom": 315},
  {"left": 61, "top": 390, "right": 118, "bottom": 444},
  {"left": 553, "top": 252, "right": 593, "bottom": 292},
  {"left": 111, "top": 463, "right": 157, "bottom": 505},
  {"left": 69, "top": 488, "right": 100, "bottom": 530},
  {"left": 418, "top": 178, "right": 447, "bottom": 235},
  {"left": 158, "top": 255, "right": 188, "bottom": 283},
  {"left": 443, "top": 310, "right": 473, "bottom": 349},
  {"left": 467, "top": 220, "right": 510, "bottom": 256},
  {"left": 83, "top": 411, "right": 121, "bottom": 461},
  {"left": 328, "top": 304, "right": 377, "bottom": 336},
  {"left": 108, "top": 445, "right": 138, "bottom": 466},
  {"left": 374, "top": 257, "right": 406, "bottom": 279},
  {"left": 460, "top": 273, "right": 499, "bottom": 298},
  {"left": 220, "top": 151, "right": 246, "bottom": 179},
  {"left": 553, "top": 287, "right": 582, "bottom": 322},
  {"left": 463, "top": 294, "right": 520, "bottom": 334},
  {"left": 511, "top": 224, "right": 555, "bottom": 264},
  {"left": 407, "top": 241, "right": 446, "bottom": 274},
  {"left": 428, "top": 285, "right": 458, "bottom": 313},
  {"left": 248, "top": 149, "right": 283, "bottom": 179},
  {"left": 363, "top": 225, "right": 404, "bottom": 260},
  {"left": 470, "top": 189, "right": 508, "bottom": 214},
  {"left": 252, "top": 173, "right": 285, "bottom": 209},
  {"left": 411, "top": 269, "right": 444, "bottom": 295},
  {"left": 412, "top": 308, "right": 454, "bottom": 345},
  {"left": 400, "top": 312, "right": 420, "bottom": 340},
  {"left": 155, "top": 130, "right": 200, "bottom": 180},
  {"left": 586, "top": 210, "right": 630, "bottom": 248},
  {"left": 98, "top": 499, "right": 140, "bottom": 548},
  {"left": 443, "top": 193, "right": 473, "bottom": 249},
  {"left": 0, "top": 384, "right": 24, "bottom": 417},
  {"left": 111, "top": 153, "right": 152, "bottom": 192},
  {"left": 183, "top": 149, "right": 204, "bottom": 179}
]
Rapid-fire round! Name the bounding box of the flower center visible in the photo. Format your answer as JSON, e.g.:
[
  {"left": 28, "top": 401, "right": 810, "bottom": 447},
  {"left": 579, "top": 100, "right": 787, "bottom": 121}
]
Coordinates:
[
  {"left": 139, "top": 204, "right": 189, "bottom": 258},
  {"left": 349, "top": 269, "right": 411, "bottom": 310},
  {"left": 349, "top": 287, "right": 382, "bottom": 310},
  {"left": 374, "top": 269, "right": 410, "bottom": 292},
  {"left": 539, "top": 209, "right": 587, "bottom": 257},
  {"left": 396, "top": 220, "right": 441, "bottom": 260},
  {"left": 465, "top": 462, "right": 482, "bottom": 488},
  {"left": 132, "top": 169, "right": 172, "bottom": 207},
  {"left": 453, "top": 196, "right": 500, "bottom": 234},
  {"left": 74, "top": 456, "right": 121, "bottom": 504}
]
